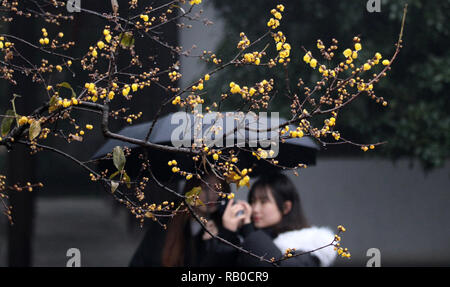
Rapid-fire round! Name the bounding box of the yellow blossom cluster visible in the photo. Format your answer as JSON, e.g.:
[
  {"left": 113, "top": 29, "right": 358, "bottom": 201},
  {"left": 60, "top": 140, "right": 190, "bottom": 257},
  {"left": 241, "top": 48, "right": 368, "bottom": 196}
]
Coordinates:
[
  {"left": 333, "top": 225, "right": 350, "bottom": 258},
  {"left": 226, "top": 167, "right": 251, "bottom": 188},
  {"left": 361, "top": 145, "right": 375, "bottom": 152},
  {"left": 272, "top": 30, "right": 290, "bottom": 63},
  {"left": 103, "top": 28, "right": 112, "bottom": 43},
  {"left": 172, "top": 96, "right": 181, "bottom": 105},
  {"left": 237, "top": 32, "right": 251, "bottom": 50},
  {"left": 229, "top": 79, "right": 273, "bottom": 101},
  {"left": 180, "top": 94, "right": 204, "bottom": 108},
  {"left": 39, "top": 28, "right": 50, "bottom": 45},
  {"left": 318, "top": 64, "right": 336, "bottom": 78},
  {"left": 84, "top": 82, "right": 101, "bottom": 101},
  {"left": 243, "top": 52, "right": 262, "bottom": 65},
  {"left": 140, "top": 14, "right": 149, "bottom": 22},
  {"left": 303, "top": 51, "right": 318, "bottom": 68},
  {"left": 168, "top": 71, "right": 182, "bottom": 82},
  {"left": 267, "top": 5, "right": 284, "bottom": 29},
  {"left": 58, "top": 97, "right": 78, "bottom": 108},
  {"left": 168, "top": 159, "right": 180, "bottom": 173},
  {"left": 289, "top": 127, "right": 304, "bottom": 138},
  {"left": 18, "top": 116, "right": 29, "bottom": 126},
  {"left": 189, "top": 0, "right": 202, "bottom": 5},
  {"left": 332, "top": 131, "right": 340, "bottom": 141},
  {"left": 284, "top": 248, "right": 296, "bottom": 258},
  {"left": 252, "top": 148, "right": 275, "bottom": 159},
  {"left": 325, "top": 116, "right": 336, "bottom": 127},
  {"left": 229, "top": 82, "right": 241, "bottom": 94},
  {"left": 277, "top": 44, "right": 291, "bottom": 64},
  {"left": 192, "top": 80, "right": 204, "bottom": 91},
  {"left": 126, "top": 112, "right": 143, "bottom": 124},
  {"left": 210, "top": 53, "right": 221, "bottom": 65},
  {"left": 122, "top": 85, "right": 131, "bottom": 97},
  {"left": 0, "top": 36, "right": 7, "bottom": 49}
]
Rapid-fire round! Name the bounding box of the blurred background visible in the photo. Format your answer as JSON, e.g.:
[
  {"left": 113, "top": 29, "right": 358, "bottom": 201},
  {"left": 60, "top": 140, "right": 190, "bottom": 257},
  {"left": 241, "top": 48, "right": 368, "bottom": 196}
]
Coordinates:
[{"left": 0, "top": 0, "right": 449, "bottom": 267}]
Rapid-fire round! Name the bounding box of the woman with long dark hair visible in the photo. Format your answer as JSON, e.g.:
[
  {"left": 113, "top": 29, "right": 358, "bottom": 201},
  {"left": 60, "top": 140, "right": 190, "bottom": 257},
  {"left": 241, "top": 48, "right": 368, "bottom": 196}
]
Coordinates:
[
  {"left": 221, "top": 172, "right": 337, "bottom": 267},
  {"left": 129, "top": 173, "right": 240, "bottom": 266}
]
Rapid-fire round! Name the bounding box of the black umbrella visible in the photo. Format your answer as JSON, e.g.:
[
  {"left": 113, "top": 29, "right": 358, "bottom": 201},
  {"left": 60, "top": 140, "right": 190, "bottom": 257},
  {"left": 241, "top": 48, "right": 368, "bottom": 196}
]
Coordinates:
[{"left": 92, "top": 111, "right": 320, "bottom": 181}]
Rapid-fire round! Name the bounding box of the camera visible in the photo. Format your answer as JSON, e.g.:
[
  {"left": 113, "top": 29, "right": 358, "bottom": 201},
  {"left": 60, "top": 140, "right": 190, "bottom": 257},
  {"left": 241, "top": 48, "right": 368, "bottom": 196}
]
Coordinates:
[{"left": 218, "top": 197, "right": 245, "bottom": 218}]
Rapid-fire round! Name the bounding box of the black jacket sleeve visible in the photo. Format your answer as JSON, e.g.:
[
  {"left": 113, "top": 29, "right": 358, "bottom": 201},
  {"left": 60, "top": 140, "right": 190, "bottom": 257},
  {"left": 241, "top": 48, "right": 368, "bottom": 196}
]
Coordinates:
[
  {"left": 198, "top": 225, "right": 242, "bottom": 267},
  {"left": 236, "top": 224, "right": 320, "bottom": 267}
]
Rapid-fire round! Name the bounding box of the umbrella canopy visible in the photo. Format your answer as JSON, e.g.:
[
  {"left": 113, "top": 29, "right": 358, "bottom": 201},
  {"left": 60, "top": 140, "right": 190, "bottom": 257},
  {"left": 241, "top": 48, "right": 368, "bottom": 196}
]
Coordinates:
[{"left": 92, "top": 111, "right": 320, "bottom": 181}]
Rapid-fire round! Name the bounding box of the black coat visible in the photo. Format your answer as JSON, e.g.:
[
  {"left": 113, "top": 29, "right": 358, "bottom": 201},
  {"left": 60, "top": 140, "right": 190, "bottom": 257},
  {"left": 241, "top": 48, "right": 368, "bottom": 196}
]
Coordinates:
[
  {"left": 128, "top": 213, "right": 240, "bottom": 267},
  {"left": 129, "top": 219, "right": 336, "bottom": 267},
  {"left": 207, "top": 224, "right": 337, "bottom": 267}
]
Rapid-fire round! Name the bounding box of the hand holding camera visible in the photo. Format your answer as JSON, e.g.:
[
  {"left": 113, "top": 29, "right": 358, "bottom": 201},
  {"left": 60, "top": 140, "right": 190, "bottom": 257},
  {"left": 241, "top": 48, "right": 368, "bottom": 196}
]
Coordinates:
[{"left": 222, "top": 199, "right": 252, "bottom": 232}]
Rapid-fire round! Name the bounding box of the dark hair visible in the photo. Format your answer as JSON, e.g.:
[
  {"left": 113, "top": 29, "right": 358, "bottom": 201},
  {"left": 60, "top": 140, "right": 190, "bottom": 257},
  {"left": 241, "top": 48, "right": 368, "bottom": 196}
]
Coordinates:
[
  {"left": 161, "top": 174, "right": 230, "bottom": 267},
  {"left": 248, "top": 172, "right": 309, "bottom": 235}
]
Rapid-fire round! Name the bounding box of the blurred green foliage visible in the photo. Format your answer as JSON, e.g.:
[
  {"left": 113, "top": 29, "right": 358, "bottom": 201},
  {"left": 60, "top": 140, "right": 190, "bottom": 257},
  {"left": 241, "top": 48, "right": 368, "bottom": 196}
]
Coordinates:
[{"left": 203, "top": 0, "right": 449, "bottom": 170}]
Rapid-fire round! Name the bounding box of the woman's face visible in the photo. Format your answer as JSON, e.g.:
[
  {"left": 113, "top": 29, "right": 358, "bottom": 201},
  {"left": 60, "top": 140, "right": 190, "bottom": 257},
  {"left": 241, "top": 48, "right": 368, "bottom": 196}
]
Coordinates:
[{"left": 250, "top": 187, "right": 282, "bottom": 229}]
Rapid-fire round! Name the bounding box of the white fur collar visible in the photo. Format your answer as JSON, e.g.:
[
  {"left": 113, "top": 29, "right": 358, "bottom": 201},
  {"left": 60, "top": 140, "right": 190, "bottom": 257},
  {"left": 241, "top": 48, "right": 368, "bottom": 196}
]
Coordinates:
[{"left": 273, "top": 226, "right": 337, "bottom": 267}]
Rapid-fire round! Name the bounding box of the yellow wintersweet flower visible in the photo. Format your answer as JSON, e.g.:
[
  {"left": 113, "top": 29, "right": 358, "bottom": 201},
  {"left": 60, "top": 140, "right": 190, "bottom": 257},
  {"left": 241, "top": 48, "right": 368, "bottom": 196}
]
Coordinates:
[
  {"left": 122, "top": 86, "right": 130, "bottom": 96},
  {"left": 363, "top": 63, "right": 371, "bottom": 71},
  {"left": 279, "top": 50, "right": 290, "bottom": 58},
  {"left": 230, "top": 83, "right": 241, "bottom": 94},
  {"left": 97, "top": 41, "right": 105, "bottom": 49},
  {"left": 140, "top": 14, "right": 149, "bottom": 22},
  {"left": 303, "top": 52, "right": 311, "bottom": 63},
  {"left": 85, "top": 124, "right": 93, "bottom": 130},
  {"left": 276, "top": 42, "right": 283, "bottom": 51},
  {"left": 309, "top": 58, "right": 317, "bottom": 68},
  {"left": 382, "top": 59, "right": 390, "bottom": 66},
  {"left": 18, "top": 116, "right": 28, "bottom": 126},
  {"left": 172, "top": 96, "right": 181, "bottom": 105},
  {"left": 343, "top": 49, "right": 352, "bottom": 58},
  {"left": 354, "top": 43, "right": 362, "bottom": 51}
]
